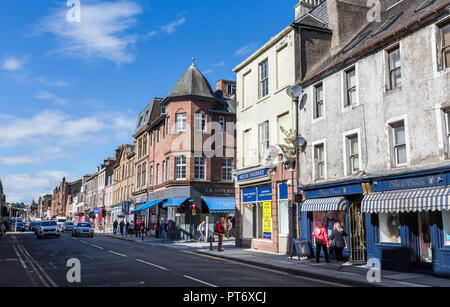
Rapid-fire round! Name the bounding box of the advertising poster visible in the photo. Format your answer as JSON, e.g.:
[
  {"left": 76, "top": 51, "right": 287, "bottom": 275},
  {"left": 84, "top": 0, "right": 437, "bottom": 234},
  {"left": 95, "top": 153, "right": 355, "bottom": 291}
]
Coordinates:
[{"left": 263, "top": 201, "right": 272, "bottom": 239}]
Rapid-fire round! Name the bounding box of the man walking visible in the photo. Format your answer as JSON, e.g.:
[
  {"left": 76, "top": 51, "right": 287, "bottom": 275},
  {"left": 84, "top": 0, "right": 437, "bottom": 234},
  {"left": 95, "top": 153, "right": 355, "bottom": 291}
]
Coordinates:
[
  {"left": 161, "top": 219, "right": 166, "bottom": 241},
  {"left": 113, "top": 220, "right": 118, "bottom": 235},
  {"left": 119, "top": 220, "right": 125, "bottom": 236},
  {"left": 140, "top": 220, "right": 146, "bottom": 238},
  {"left": 216, "top": 217, "right": 225, "bottom": 252},
  {"left": 199, "top": 221, "right": 206, "bottom": 242},
  {"left": 135, "top": 220, "right": 141, "bottom": 238},
  {"left": 227, "top": 219, "right": 233, "bottom": 239}
]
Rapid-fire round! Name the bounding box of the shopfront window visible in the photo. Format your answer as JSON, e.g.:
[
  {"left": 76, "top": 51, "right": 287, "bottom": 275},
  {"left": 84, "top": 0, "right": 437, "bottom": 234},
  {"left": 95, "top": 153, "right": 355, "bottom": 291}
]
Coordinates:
[
  {"left": 242, "top": 203, "right": 264, "bottom": 239},
  {"left": 443, "top": 210, "right": 450, "bottom": 247},
  {"left": 313, "top": 211, "right": 346, "bottom": 240},
  {"left": 279, "top": 200, "right": 289, "bottom": 236},
  {"left": 379, "top": 213, "right": 401, "bottom": 244}
]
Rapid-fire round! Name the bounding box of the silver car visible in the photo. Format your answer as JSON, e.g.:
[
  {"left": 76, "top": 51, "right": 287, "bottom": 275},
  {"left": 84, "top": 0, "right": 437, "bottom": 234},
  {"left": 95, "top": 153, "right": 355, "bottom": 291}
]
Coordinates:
[
  {"left": 37, "top": 221, "right": 61, "bottom": 239},
  {"left": 62, "top": 222, "right": 74, "bottom": 232},
  {"left": 72, "top": 223, "right": 94, "bottom": 238}
]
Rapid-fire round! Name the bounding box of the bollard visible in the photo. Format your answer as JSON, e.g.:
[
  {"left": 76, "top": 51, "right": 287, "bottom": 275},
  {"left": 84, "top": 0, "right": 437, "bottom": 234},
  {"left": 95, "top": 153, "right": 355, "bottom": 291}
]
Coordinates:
[{"left": 209, "top": 236, "right": 213, "bottom": 251}]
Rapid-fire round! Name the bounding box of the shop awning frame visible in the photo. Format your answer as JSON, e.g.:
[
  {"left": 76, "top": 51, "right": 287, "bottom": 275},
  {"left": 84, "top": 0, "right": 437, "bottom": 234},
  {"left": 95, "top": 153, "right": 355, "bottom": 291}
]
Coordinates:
[
  {"left": 162, "top": 198, "right": 188, "bottom": 208},
  {"left": 301, "top": 197, "right": 348, "bottom": 212},
  {"left": 362, "top": 186, "right": 450, "bottom": 213},
  {"left": 131, "top": 199, "right": 165, "bottom": 213},
  {"left": 203, "top": 197, "right": 236, "bottom": 213}
]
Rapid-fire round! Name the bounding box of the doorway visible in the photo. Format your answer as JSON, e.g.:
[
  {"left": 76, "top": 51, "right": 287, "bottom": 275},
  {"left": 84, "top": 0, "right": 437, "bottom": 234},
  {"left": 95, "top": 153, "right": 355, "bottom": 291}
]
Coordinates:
[
  {"left": 349, "top": 202, "right": 366, "bottom": 264},
  {"left": 418, "top": 211, "right": 433, "bottom": 264}
]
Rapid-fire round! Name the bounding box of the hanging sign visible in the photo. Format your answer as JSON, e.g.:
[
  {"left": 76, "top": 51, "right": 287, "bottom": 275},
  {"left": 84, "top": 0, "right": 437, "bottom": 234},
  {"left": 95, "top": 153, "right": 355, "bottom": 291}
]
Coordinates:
[{"left": 262, "top": 201, "right": 272, "bottom": 239}]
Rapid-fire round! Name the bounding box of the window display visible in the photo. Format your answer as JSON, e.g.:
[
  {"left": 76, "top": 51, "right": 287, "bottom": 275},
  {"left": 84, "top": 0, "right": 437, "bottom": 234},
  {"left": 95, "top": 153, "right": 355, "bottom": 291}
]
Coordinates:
[
  {"left": 443, "top": 210, "right": 450, "bottom": 247},
  {"left": 313, "top": 211, "right": 346, "bottom": 239},
  {"left": 379, "top": 213, "right": 401, "bottom": 244}
]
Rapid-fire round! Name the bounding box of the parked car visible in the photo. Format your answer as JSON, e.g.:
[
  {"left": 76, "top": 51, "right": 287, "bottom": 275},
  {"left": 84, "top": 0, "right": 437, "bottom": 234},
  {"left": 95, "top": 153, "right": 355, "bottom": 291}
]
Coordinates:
[
  {"left": 33, "top": 222, "right": 42, "bottom": 234},
  {"left": 72, "top": 223, "right": 94, "bottom": 238},
  {"left": 11, "top": 222, "right": 25, "bottom": 232},
  {"left": 36, "top": 221, "right": 61, "bottom": 239},
  {"left": 62, "top": 222, "right": 74, "bottom": 232},
  {"left": 56, "top": 218, "right": 67, "bottom": 230}
]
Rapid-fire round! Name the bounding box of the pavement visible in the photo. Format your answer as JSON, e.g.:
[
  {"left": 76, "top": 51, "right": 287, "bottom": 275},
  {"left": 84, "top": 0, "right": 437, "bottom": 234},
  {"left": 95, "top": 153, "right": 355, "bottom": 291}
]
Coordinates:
[
  {"left": 96, "top": 230, "right": 450, "bottom": 287},
  {"left": 0, "top": 231, "right": 350, "bottom": 287}
]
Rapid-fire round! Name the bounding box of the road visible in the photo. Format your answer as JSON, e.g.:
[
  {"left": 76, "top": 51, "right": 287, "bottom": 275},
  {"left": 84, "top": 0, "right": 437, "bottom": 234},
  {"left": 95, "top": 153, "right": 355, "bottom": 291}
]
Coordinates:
[{"left": 0, "top": 231, "right": 349, "bottom": 287}]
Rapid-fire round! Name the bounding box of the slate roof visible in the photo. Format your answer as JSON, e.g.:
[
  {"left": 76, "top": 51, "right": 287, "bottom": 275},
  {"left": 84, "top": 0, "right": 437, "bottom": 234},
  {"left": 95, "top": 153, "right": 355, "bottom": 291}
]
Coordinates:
[
  {"left": 168, "top": 63, "right": 216, "bottom": 99},
  {"left": 134, "top": 98, "right": 163, "bottom": 136},
  {"left": 301, "top": 0, "right": 450, "bottom": 85},
  {"left": 293, "top": 1, "right": 330, "bottom": 30}
]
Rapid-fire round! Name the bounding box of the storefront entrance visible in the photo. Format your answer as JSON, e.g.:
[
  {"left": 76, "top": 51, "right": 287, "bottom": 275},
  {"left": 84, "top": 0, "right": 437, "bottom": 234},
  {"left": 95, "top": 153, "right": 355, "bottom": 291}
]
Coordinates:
[
  {"left": 349, "top": 202, "right": 366, "bottom": 264},
  {"left": 418, "top": 211, "right": 433, "bottom": 264}
]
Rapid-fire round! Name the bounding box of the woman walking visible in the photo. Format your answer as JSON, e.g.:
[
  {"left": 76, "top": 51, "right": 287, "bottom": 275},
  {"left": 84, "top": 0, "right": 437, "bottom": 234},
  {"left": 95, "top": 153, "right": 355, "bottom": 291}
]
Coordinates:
[
  {"left": 328, "top": 222, "right": 348, "bottom": 269},
  {"left": 313, "top": 221, "right": 330, "bottom": 263}
]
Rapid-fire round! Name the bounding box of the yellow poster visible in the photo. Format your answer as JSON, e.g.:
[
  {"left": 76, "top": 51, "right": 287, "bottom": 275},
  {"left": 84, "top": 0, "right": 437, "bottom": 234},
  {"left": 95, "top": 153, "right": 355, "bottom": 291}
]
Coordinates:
[{"left": 263, "top": 201, "right": 272, "bottom": 239}]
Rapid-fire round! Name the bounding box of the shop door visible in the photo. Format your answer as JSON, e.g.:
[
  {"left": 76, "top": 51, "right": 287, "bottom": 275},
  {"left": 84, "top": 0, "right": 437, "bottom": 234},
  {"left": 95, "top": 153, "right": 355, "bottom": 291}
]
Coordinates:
[
  {"left": 349, "top": 203, "right": 366, "bottom": 264},
  {"left": 418, "top": 211, "right": 433, "bottom": 264}
]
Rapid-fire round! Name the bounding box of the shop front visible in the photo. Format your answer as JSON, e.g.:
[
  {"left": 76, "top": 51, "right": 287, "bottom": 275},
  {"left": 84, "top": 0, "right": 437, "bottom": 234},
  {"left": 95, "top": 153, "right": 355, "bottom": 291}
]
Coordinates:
[
  {"left": 236, "top": 164, "right": 297, "bottom": 254},
  {"left": 362, "top": 169, "right": 450, "bottom": 277},
  {"left": 298, "top": 180, "right": 369, "bottom": 263}
]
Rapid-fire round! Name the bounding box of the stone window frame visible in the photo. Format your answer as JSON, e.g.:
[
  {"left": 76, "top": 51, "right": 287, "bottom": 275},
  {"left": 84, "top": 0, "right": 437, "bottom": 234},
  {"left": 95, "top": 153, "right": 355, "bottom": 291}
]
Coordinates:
[
  {"left": 194, "top": 156, "right": 206, "bottom": 180},
  {"left": 343, "top": 129, "right": 361, "bottom": 176},
  {"left": 312, "top": 139, "right": 327, "bottom": 180}
]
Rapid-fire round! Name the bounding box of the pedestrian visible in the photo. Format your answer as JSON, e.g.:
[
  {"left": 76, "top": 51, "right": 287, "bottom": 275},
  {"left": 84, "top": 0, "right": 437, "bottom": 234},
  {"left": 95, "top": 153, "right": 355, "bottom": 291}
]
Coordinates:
[
  {"left": 161, "top": 219, "right": 166, "bottom": 240},
  {"left": 198, "top": 221, "right": 206, "bottom": 242},
  {"left": 0, "top": 221, "right": 5, "bottom": 239},
  {"left": 119, "top": 220, "right": 125, "bottom": 236},
  {"left": 328, "top": 222, "right": 348, "bottom": 269},
  {"left": 227, "top": 219, "right": 233, "bottom": 239},
  {"left": 135, "top": 220, "right": 141, "bottom": 238},
  {"left": 154, "top": 221, "right": 160, "bottom": 238},
  {"left": 141, "top": 220, "right": 146, "bottom": 238},
  {"left": 129, "top": 221, "right": 134, "bottom": 236},
  {"left": 313, "top": 221, "right": 330, "bottom": 263},
  {"left": 113, "top": 220, "right": 118, "bottom": 235},
  {"left": 216, "top": 217, "right": 225, "bottom": 252},
  {"left": 126, "top": 221, "right": 130, "bottom": 237}
]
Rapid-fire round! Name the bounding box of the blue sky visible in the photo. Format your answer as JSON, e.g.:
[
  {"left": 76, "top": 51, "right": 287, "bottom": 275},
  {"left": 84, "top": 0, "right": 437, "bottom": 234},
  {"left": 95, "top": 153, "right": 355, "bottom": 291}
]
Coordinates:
[{"left": 0, "top": 0, "right": 296, "bottom": 203}]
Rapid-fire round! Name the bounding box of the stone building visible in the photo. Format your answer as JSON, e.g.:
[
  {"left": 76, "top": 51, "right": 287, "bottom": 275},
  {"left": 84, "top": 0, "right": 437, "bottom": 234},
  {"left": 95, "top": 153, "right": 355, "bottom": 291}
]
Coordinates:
[
  {"left": 37, "top": 194, "right": 52, "bottom": 220},
  {"left": 51, "top": 177, "right": 82, "bottom": 220},
  {"left": 112, "top": 144, "right": 136, "bottom": 224},
  {"left": 131, "top": 60, "right": 237, "bottom": 240},
  {"left": 0, "top": 179, "right": 5, "bottom": 219},
  {"left": 215, "top": 80, "right": 236, "bottom": 99},
  {"left": 232, "top": 0, "right": 325, "bottom": 254},
  {"left": 96, "top": 158, "right": 115, "bottom": 230},
  {"left": 294, "top": 0, "right": 450, "bottom": 276}
]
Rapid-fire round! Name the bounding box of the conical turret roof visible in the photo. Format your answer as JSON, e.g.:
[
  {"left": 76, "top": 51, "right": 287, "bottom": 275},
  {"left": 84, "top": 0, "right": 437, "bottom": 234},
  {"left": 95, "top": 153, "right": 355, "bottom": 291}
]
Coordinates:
[{"left": 168, "top": 60, "right": 216, "bottom": 99}]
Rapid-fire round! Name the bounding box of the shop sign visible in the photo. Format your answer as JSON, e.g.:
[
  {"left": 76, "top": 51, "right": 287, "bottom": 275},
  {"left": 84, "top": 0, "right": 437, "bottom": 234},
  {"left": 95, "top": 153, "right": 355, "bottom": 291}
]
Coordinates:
[
  {"left": 242, "top": 186, "right": 273, "bottom": 203},
  {"left": 279, "top": 184, "right": 288, "bottom": 200},
  {"left": 263, "top": 202, "right": 272, "bottom": 239},
  {"left": 380, "top": 175, "right": 446, "bottom": 192},
  {"left": 301, "top": 183, "right": 364, "bottom": 199},
  {"left": 242, "top": 188, "right": 257, "bottom": 202},
  {"left": 258, "top": 186, "right": 272, "bottom": 201},
  {"left": 237, "top": 169, "right": 269, "bottom": 183},
  {"left": 134, "top": 193, "right": 148, "bottom": 204}
]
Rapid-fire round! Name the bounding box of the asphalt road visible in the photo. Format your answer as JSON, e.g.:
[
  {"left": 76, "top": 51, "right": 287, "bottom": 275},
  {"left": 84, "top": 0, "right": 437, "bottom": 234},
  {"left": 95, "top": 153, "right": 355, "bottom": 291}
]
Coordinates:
[{"left": 1, "top": 231, "right": 349, "bottom": 287}]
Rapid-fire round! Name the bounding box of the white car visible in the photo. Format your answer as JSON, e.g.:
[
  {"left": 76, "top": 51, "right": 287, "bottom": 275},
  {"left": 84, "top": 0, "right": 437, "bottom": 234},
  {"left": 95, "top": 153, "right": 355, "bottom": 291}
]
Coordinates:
[
  {"left": 72, "top": 223, "right": 94, "bottom": 238},
  {"left": 36, "top": 221, "right": 61, "bottom": 239}
]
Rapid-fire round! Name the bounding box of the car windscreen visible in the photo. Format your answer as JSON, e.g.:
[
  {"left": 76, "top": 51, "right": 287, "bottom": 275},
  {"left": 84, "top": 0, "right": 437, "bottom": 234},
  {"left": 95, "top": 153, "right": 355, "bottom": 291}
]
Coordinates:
[
  {"left": 65, "top": 223, "right": 73, "bottom": 225},
  {"left": 77, "top": 223, "right": 91, "bottom": 228},
  {"left": 41, "top": 221, "right": 57, "bottom": 226},
  {"left": 57, "top": 219, "right": 66, "bottom": 223}
]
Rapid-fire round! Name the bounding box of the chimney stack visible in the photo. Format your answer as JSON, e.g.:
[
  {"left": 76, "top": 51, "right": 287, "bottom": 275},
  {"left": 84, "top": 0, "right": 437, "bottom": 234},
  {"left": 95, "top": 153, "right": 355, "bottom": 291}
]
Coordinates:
[
  {"left": 295, "top": 0, "right": 325, "bottom": 20},
  {"left": 327, "top": 0, "right": 372, "bottom": 54}
]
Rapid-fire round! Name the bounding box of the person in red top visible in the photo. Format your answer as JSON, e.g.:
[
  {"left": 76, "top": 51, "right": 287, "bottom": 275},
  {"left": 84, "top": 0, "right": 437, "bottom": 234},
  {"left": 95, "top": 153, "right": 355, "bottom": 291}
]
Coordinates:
[
  {"left": 313, "top": 221, "right": 330, "bottom": 263},
  {"left": 216, "top": 217, "right": 225, "bottom": 252},
  {"left": 135, "top": 220, "right": 141, "bottom": 238}
]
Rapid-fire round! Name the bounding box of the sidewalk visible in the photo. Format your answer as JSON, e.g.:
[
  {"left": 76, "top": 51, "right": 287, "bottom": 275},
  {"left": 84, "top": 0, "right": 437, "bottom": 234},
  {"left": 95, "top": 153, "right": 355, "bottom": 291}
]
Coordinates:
[{"left": 96, "top": 231, "right": 450, "bottom": 287}]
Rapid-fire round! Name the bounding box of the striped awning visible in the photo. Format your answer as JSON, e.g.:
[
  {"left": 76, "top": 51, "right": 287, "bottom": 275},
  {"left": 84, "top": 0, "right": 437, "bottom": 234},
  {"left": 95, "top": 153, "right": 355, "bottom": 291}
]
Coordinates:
[
  {"left": 301, "top": 197, "right": 348, "bottom": 212},
  {"left": 362, "top": 186, "right": 450, "bottom": 213}
]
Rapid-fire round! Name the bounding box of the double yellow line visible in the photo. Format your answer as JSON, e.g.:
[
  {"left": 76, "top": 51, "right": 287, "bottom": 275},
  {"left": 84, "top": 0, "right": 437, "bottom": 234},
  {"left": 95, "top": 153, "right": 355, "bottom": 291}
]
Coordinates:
[{"left": 11, "top": 235, "right": 58, "bottom": 287}]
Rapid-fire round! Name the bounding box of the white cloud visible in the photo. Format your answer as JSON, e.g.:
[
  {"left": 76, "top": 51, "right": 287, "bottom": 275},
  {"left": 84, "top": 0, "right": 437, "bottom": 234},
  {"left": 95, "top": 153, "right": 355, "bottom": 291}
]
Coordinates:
[
  {"left": 37, "top": 76, "right": 70, "bottom": 88},
  {"left": 35, "top": 90, "right": 70, "bottom": 106},
  {"left": 1, "top": 56, "right": 27, "bottom": 71},
  {"left": 213, "top": 61, "right": 226, "bottom": 68},
  {"left": 0, "top": 148, "right": 69, "bottom": 166},
  {"left": 3, "top": 170, "right": 77, "bottom": 203},
  {"left": 0, "top": 155, "right": 38, "bottom": 166},
  {"left": 0, "top": 109, "right": 135, "bottom": 147},
  {"left": 36, "top": 1, "right": 142, "bottom": 65},
  {"left": 234, "top": 43, "right": 258, "bottom": 57},
  {"left": 159, "top": 17, "right": 186, "bottom": 34}
]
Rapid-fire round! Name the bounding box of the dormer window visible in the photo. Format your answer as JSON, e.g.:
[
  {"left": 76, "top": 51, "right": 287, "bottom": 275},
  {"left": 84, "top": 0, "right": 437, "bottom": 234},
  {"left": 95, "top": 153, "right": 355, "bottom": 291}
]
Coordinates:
[{"left": 161, "top": 106, "right": 166, "bottom": 115}]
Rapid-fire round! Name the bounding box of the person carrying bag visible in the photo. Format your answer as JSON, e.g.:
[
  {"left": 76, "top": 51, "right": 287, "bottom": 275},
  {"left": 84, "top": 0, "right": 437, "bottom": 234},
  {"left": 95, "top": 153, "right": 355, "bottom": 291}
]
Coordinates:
[
  {"left": 313, "top": 221, "right": 330, "bottom": 263},
  {"left": 328, "top": 222, "right": 348, "bottom": 269}
]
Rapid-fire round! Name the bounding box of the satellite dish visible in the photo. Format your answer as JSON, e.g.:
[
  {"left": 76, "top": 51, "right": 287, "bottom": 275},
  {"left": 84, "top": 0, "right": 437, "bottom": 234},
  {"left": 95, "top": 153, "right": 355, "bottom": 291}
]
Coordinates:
[
  {"left": 299, "top": 93, "right": 307, "bottom": 110},
  {"left": 262, "top": 145, "right": 283, "bottom": 169},
  {"left": 286, "top": 85, "right": 303, "bottom": 98},
  {"left": 293, "top": 137, "right": 307, "bottom": 148}
]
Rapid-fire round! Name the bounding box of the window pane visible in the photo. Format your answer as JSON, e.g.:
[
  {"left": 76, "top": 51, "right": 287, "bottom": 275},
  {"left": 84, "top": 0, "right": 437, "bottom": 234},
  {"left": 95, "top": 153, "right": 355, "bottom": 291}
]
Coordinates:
[
  {"left": 442, "top": 23, "right": 450, "bottom": 46},
  {"left": 379, "top": 213, "right": 401, "bottom": 243},
  {"left": 347, "top": 69, "right": 356, "bottom": 88},
  {"left": 348, "top": 88, "right": 357, "bottom": 105},
  {"left": 397, "top": 145, "right": 407, "bottom": 164},
  {"left": 390, "top": 48, "right": 401, "bottom": 69},
  {"left": 394, "top": 125, "right": 405, "bottom": 144},
  {"left": 443, "top": 210, "right": 450, "bottom": 246},
  {"left": 316, "top": 85, "right": 323, "bottom": 102},
  {"left": 392, "top": 68, "right": 402, "bottom": 87},
  {"left": 279, "top": 200, "right": 289, "bottom": 235}
]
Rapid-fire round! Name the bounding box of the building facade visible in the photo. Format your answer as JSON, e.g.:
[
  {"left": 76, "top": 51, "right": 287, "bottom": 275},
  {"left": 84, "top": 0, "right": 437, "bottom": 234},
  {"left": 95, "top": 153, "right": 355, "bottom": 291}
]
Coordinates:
[
  {"left": 131, "top": 61, "right": 237, "bottom": 240},
  {"left": 37, "top": 195, "right": 52, "bottom": 220},
  {"left": 0, "top": 179, "right": 6, "bottom": 220},
  {"left": 296, "top": 0, "right": 450, "bottom": 276},
  {"left": 112, "top": 145, "right": 136, "bottom": 224},
  {"left": 51, "top": 177, "right": 82, "bottom": 220}
]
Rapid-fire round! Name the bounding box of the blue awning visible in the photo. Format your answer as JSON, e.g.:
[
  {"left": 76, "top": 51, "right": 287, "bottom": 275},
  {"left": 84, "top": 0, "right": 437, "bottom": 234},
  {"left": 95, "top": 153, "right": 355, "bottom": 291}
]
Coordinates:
[
  {"left": 132, "top": 199, "right": 165, "bottom": 213},
  {"left": 203, "top": 197, "right": 235, "bottom": 213},
  {"left": 301, "top": 197, "right": 348, "bottom": 212},
  {"left": 163, "top": 198, "right": 188, "bottom": 208},
  {"left": 362, "top": 187, "right": 450, "bottom": 213}
]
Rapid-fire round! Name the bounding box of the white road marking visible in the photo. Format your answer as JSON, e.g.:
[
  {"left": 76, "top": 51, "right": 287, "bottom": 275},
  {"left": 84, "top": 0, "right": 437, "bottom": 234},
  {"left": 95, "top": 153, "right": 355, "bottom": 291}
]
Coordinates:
[
  {"left": 80, "top": 240, "right": 89, "bottom": 244},
  {"left": 109, "top": 251, "right": 127, "bottom": 258},
  {"left": 90, "top": 244, "right": 104, "bottom": 250},
  {"left": 182, "top": 275, "right": 218, "bottom": 288},
  {"left": 12, "top": 244, "right": 27, "bottom": 270},
  {"left": 48, "top": 263, "right": 57, "bottom": 270},
  {"left": 136, "top": 259, "right": 169, "bottom": 271}
]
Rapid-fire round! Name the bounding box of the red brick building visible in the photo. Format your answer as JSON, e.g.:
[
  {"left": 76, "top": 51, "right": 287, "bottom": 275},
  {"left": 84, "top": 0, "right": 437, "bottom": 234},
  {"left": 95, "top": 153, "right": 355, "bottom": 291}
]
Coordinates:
[
  {"left": 132, "top": 61, "right": 237, "bottom": 240},
  {"left": 51, "top": 177, "right": 82, "bottom": 220}
]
